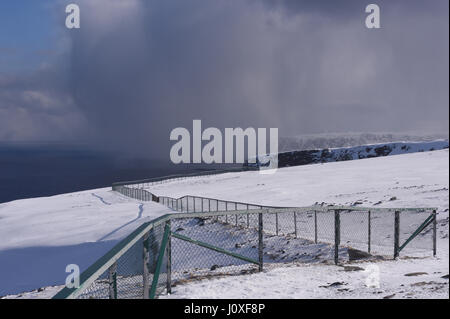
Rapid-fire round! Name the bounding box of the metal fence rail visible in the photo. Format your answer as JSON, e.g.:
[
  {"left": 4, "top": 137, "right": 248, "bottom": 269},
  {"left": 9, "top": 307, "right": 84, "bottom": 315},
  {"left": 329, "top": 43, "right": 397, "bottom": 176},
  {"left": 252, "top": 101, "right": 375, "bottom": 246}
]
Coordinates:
[
  {"left": 113, "top": 184, "right": 285, "bottom": 212},
  {"left": 111, "top": 167, "right": 257, "bottom": 190}
]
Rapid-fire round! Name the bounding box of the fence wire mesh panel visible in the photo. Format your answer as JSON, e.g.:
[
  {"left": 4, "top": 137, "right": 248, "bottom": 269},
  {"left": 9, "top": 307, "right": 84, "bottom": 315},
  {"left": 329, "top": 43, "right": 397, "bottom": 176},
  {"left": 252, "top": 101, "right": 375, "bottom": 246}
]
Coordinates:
[
  {"left": 336, "top": 209, "right": 436, "bottom": 262},
  {"left": 77, "top": 268, "right": 110, "bottom": 299},
  {"left": 148, "top": 223, "right": 169, "bottom": 298},
  {"left": 368, "top": 210, "right": 395, "bottom": 256},
  {"left": 74, "top": 223, "right": 167, "bottom": 299},
  {"left": 114, "top": 235, "right": 145, "bottom": 299},
  {"left": 170, "top": 214, "right": 261, "bottom": 287},
  {"left": 398, "top": 210, "right": 435, "bottom": 255},
  {"left": 340, "top": 210, "right": 369, "bottom": 257},
  {"left": 314, "top": 210, "right": 335, "bottom": 244}
]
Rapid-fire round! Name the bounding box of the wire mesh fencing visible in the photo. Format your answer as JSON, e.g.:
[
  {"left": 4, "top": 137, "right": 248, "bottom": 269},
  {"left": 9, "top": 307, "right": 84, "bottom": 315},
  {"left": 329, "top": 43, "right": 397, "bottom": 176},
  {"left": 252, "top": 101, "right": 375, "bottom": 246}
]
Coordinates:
[
  {"left": 52, "top": 205, "right": 437, "bottom": 299},
  {"left": 74, "top": 222, "right": 166, "bottom": 299},
  {"left": 103, "top": 184, "right": 438, "bottom": 264},
  {"left": 111, "top": 167, "right": 258, "bottom": 191},
  {"left": 159, "top": 195, "right": 267, "bottom": 213}
]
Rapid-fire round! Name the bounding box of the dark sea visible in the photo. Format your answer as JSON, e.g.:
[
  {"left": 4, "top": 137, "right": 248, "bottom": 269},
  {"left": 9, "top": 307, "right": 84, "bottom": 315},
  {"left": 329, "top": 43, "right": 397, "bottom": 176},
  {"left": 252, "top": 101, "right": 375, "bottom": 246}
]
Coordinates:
[{"left": 0, "top": 143, "right": 231, "bottom": 204}]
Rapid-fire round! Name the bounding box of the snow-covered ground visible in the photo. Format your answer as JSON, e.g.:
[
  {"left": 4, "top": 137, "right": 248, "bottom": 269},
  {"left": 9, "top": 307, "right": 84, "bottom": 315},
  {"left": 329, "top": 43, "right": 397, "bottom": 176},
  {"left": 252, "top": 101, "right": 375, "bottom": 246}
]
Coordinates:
[
  {"left": 162, "top": 258, "right": 449, "bottom": 299},
  {"left": 0, "top": 188, "right": 172, "bottom": 297},
  {"left": 1, "top": 149, "right": 448, "bottom": 298},
  {"left": 147, "top": 149, "right": 448, "bottom": 210}
]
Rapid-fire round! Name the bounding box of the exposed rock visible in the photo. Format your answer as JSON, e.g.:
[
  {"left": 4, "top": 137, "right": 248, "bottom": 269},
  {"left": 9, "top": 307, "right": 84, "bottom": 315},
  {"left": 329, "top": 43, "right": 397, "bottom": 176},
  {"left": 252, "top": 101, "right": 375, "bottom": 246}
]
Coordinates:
[
  {"left": 348, "top": 248, "right": 372, "bottom": 261},
  {"left": 337, "top": 288, "right": 350, "bottom": 292},
  {"left": 404, "top": 272, "right": 428, "bottom": 277},
  {"left": 245, "top": 141, "right": 449, "bottom": 169},
  {"left": 319, "top": 282, "right": 346, "bottom": 288},
  {"left": 411, "top": 281, "right": 438, "bottom": 286},
  {"left": 343, "top": 266, "right": 365, "bottom": 272},
  {"left": 210, "top": 265, "right": 220, "bottom": 271}
]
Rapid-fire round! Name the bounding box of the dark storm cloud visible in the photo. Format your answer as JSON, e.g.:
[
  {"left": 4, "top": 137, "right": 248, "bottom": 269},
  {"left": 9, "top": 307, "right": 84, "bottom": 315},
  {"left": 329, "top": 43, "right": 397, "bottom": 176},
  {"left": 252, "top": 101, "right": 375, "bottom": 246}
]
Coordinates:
[
  {"left": 1, "top": 0, "right": 448, "bottom": 158},
  {"left": 0, "top": 64, "right": 85, "bottom": 141}
]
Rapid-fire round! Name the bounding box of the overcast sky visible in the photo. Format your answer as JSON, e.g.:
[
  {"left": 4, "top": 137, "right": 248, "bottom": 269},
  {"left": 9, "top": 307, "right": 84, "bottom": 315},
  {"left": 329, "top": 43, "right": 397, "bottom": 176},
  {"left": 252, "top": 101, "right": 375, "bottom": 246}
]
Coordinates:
[{"left": 0, "top": 0, "right": 448, "bottom": 158}]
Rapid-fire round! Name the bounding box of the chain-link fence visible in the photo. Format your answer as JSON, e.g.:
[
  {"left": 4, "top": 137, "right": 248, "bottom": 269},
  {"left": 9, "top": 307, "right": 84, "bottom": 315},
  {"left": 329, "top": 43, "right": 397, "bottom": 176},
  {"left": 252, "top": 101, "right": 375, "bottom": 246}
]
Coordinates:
[
  {"left": 53, "top": 204, "right": 437, "bottom": 299},
  {"left": 111, "top": 167, "right": 257, "bottom": 191},
  {"left": 53, "top": 181, "right": 438, "bottom": 299},
  {"left": 114, "top": 184, "right": 437, "bottom": 259}
]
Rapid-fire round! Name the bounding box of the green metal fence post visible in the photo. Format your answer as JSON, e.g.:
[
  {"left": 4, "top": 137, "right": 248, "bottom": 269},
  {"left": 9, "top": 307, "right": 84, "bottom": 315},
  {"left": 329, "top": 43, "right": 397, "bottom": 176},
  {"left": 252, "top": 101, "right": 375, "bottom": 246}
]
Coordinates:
[
  {"left": 334, "top": 210, "right": 340, "bottom": 265},
  {"left": 368, "top": 210, "right": 371, "bottom": 253},
  {"left": 166, "top": 220, "right": 172, "bottom": 294},
  {"left": 314, "top": 211, "right": 318, "bottom": 244},
  {"left": 108, "top": 262, "right": 117, "bottom": 299},
  {"left": 432, "top": 210, "right": 437, "bottom": 256},
  {"left": 394, "top": 211, "right": 400, "bottom": 259},
  {"left": 143, "top": 232, "right": 150, "bottom": 299},
  {"left": 258, "top": 212, "right": 263, "bottom": 272},
  {"left": 247, "top": 204, "right": 250, "bottom": 228},
  {"left": 275, "top": 213, "right": 279, "bottom": 236},
  {"left": 294, "top": 212, "right": 297, "bottom": 238},
  {"left": 149, "top": 223, "right": 170, "bottom": 299},
  {"left": 225, "top": 202, "right": 228, "bottom": 223}
]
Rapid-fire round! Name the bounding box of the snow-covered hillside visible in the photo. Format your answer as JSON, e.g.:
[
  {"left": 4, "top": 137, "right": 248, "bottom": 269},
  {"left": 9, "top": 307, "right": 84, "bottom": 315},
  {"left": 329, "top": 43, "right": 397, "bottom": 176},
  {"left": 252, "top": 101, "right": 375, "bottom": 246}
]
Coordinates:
[
  {"left": 275, "top": 140, "right": 448, "bottom": 168},
  {"left": 1, "top": 149, "right": 448, "bottom": 298},
  {"left": 0, "top": 189, "right": 172, "bottom": 297},
  {"left": 148, "top": 149, "right": 449, "bottom": 210},
  {"left": 279, "top": 133, "right": 449, "bottom": 152}
]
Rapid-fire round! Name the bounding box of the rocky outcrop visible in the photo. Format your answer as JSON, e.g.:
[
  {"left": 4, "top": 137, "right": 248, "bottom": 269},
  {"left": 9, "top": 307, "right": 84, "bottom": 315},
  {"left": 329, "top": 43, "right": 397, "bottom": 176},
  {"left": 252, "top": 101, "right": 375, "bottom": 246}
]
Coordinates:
[{"left": 245, "top": 140, "right": 448, "bottom": 169}]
